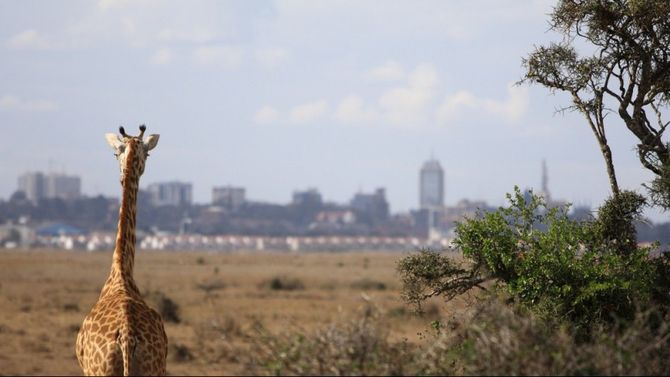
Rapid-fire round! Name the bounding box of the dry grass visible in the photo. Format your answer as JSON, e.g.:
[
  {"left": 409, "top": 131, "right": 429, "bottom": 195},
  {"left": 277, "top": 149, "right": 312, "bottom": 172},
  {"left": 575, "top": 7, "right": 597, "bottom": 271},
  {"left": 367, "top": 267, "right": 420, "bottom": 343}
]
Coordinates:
[{"left": 0, "top": 249, "right": 466, "bottom": 376}]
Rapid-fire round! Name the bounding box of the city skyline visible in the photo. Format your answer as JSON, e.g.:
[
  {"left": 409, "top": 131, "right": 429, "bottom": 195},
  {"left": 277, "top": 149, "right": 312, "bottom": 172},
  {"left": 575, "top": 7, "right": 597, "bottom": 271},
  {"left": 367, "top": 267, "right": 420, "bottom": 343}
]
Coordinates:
[
  {"left": 1, "top": 1, "right": 667, "bottom": 223},
  {"left": 6, "top": 157, "right": 591, "bottom": 215}
]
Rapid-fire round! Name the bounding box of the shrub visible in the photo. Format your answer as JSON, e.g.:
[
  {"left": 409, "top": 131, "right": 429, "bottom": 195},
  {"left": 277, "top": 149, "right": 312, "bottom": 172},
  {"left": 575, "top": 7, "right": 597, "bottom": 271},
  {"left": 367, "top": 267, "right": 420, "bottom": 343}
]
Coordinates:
[
  {"left": 248, "top": 296, "right": 670, "bottom": 376},
  {"left": 63, "top": 303, "right": 80, "bottom": 312},
  {"left": 258, "top": 276, "right": 305, "bottom": 291},
  {"left": 144, "top": 290, "right": 181, "bottom": 324},
  {"left": 250, "top": 305, "right": 415, "bottom": 376},
  {"left": 398, "top": 187, "right": 670, "bottom": 332},
  {"left": 169, "top": 343, "right": 194, "bottom": 362},
  {"left": 421, "top": 296, "right": 670, "bottom": 376},
  {"left": 595, "top": 190, "right": 647, "bottom": 254}
]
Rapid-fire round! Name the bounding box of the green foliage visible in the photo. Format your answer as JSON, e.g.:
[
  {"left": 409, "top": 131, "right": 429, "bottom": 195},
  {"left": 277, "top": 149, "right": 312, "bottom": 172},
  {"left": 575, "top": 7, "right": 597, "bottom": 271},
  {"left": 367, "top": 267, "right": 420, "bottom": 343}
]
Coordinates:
[
  {"left": 397, "top": 249, "right": 485, "bottom": 312},
  {"left": 595, "top": 190, "right": 646, "bottom": 253},
  {"left": 646, "top": 160, "right": 670, "bottom": 209},
  {"left": 399, "top": 187, "right": 669, "bottom": 331}
]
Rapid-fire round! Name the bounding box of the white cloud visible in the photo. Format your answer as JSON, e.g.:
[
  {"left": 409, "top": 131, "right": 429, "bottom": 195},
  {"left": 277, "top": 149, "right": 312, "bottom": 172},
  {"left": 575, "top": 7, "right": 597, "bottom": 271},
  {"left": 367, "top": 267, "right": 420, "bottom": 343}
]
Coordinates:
[
  {"left": 334, "top": 95, "right": 378, "bottom": 124},
  {"left": 41, "top": 2, "right": 234, "bottom": 51},
  {"left": 149, "top": 47, "right": 175, "bottom": 65},
  {"left": 407, "top": 64, "right": 438, "bottom": 89},
  {"left": 435, "top": 91, "right": 477, "bottom": 123},
  {"left": 8, "top": 30, "right": 54, "bottom": 50},
  {"left": 0, "top": 95, "right": 58, "bottom": 112},
  {"left": 97, "top": 0, "right": 158, "bottom": 11},
  {"left": 157, "top": 28, "right": 214, "bottom": 44},
  {"left": 192, "top": 46, "right": 243, "bottom": 68},
  {"left": 436, "top": 83, "right": 529, "bottom": 124},
  {"left": 482, "top": 84, "right": 529, "bottom": 122},
  {"left": 365, "top": 61, "right": 404, "bottom": 82},
  {"left": 253, "top": 106, "right": 280, "bottom": 124},
  {"left": 97, "top": 0, "right": 130, "bottom": 10},
  {"left": 289, "top": 100, "right": 328, "bottom": 124},
  {"left": 255, "top": 47, "right": 289, "bottom": 68},
  {"left": 378, "top": 64, "right": 438, "bottom": 125}
]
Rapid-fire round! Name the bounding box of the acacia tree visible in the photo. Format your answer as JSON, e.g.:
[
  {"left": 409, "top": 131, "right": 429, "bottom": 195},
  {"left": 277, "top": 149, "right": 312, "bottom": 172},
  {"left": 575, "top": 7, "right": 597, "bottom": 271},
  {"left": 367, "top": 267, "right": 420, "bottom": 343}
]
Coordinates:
[{"left": 522, "top": 0, "right": 670, "bottom": 206}]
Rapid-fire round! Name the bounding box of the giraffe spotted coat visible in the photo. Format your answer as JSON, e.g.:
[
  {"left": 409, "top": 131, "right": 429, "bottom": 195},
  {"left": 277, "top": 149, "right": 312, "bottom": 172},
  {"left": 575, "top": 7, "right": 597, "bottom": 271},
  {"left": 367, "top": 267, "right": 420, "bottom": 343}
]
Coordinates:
[{"left": 76, "top": 127, "right": 167, "bottom": 376}]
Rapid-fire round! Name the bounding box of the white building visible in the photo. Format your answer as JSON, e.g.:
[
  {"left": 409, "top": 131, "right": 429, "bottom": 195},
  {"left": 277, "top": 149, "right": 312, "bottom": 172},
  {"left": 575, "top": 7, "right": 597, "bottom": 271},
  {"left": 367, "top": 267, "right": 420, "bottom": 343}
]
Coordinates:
[
  {"left": 18, "top": 171, "right": 81, "bottom": 202},
  {"left": 147, "top": 181, "right": 193, "bottom": 206},
  {"left": 212, "top": 186, "right": 246, "bottom": 210}
]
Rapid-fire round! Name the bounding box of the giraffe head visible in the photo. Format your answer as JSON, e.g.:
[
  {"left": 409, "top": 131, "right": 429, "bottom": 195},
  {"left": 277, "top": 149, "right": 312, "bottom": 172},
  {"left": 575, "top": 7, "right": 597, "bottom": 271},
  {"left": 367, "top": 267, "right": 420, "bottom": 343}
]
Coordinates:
[{"left": 105, "top": 125, "right": 159, "bottom": 183}]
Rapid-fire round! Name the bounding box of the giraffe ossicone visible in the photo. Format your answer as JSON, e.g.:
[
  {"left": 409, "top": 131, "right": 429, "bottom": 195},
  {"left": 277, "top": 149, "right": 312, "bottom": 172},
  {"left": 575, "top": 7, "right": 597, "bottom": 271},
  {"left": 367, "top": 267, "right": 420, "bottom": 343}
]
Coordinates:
[{"left": 76, "top": 125, "right": 167, "bottom": 376}]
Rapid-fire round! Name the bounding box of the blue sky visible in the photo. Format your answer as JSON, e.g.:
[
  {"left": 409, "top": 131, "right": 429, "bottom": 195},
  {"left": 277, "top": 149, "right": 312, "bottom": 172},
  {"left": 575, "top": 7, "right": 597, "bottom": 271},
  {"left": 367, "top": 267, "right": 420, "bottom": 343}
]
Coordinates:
[{"left": 0, "top": 0, "right": 666, "bottom": 222}]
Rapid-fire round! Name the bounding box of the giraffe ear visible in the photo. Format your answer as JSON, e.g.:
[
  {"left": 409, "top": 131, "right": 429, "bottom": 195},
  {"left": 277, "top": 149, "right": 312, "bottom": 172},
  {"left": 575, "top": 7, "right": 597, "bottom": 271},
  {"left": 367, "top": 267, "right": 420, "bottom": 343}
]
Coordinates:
[
  {"left": 144, "top": 134, "right": 159, "bottom": 151},
  {"left": 105, "top": 133, "right": 124, "bottom": 152}
]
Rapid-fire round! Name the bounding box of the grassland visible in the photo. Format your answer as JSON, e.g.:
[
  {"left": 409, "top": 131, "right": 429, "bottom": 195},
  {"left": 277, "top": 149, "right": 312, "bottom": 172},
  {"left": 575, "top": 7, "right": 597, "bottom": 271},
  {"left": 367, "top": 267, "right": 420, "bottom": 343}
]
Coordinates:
[{"left": 0, "top": 249, "right": 461, "bottom": 376}]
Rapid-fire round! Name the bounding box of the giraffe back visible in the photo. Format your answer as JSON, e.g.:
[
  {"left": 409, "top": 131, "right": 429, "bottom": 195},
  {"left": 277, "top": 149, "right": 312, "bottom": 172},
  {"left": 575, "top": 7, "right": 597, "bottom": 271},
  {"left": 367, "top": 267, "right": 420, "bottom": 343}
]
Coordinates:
[{"left": 76, "top": 291, "right": 168, "bottom": 376}]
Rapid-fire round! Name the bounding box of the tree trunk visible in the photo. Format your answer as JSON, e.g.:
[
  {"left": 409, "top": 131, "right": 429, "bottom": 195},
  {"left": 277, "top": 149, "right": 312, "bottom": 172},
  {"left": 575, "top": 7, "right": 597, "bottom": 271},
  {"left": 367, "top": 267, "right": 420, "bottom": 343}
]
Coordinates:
[{"left": 601, "top": 144, "right": 620, "bottom": 197}]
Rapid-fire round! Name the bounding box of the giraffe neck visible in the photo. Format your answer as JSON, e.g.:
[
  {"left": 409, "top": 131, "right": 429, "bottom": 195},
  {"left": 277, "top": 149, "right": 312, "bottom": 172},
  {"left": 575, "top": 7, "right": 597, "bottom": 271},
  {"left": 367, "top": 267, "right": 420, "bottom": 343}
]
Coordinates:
[{"left": 105, "top": 143, "right": 141, "bottom": 296}]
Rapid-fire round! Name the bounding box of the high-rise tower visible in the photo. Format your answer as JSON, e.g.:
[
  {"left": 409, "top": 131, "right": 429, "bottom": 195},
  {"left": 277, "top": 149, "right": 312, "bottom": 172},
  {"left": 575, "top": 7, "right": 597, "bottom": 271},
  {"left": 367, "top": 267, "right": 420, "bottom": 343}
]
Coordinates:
[
  {"left": 419, "top": 158, "right": 444, "bottom": 209},
  {"left": 541, "top": 159, "right": 551, "bottom": 202}
]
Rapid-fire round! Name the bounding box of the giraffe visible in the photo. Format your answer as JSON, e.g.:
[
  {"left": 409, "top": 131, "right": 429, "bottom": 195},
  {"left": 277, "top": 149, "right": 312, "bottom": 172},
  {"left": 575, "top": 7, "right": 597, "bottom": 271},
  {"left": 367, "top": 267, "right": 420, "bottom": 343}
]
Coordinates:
[{"left": 76, "top": 125, "right": 167, "bottom": 376}]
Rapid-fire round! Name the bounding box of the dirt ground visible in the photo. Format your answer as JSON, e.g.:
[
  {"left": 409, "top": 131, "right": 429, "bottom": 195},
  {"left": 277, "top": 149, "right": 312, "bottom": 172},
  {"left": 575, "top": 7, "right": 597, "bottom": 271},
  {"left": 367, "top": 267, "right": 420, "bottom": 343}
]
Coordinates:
[{"left": 0, "top": 249, "right": 464, "bottom": 376}]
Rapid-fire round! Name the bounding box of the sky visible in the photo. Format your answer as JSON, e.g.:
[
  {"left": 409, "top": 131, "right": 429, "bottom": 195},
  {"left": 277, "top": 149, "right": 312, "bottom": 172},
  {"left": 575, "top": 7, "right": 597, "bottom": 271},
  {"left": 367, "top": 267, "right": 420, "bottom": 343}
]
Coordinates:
[{"left": 0, "top": 0, "right": 667, "bottom": 222}]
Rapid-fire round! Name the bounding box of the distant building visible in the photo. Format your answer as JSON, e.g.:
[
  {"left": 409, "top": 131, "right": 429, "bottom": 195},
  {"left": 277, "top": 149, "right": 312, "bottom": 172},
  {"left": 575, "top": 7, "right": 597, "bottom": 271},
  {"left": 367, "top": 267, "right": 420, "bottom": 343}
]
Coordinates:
[
  {"left": 540, "top": 159, "right": 551, "bottom": 202},
  {"left": 0, "top": 221, "right": 36, "bottom": 248},
  {"left": 147, "top": 181, "right": 192, "bottom": 206},
  {"left": 419, "top": 158, "right": 444, "bottom": 210},
  {"left": 315, "top": 210, "right": 356, "bottom": 225},
  {"left": 528, "top": 160, "right": 566, "bottom": 209},
  {"left": 18, "top": 172, "right": 46, "bottom": 202},
  {"left": 350, "top": 188, "right": 389, "bottom": 224},
  {"left": 212, "top": 186, "right": 246, "bottom": 210},
  {"left": 292, "top": 188, "right": 322, "bottom": 207},
  {"left": 18, "top": 171, "right": 81, "bottom": 202},
  {"left": 46, "top": 173, "right": 81, "bottom": 200}
]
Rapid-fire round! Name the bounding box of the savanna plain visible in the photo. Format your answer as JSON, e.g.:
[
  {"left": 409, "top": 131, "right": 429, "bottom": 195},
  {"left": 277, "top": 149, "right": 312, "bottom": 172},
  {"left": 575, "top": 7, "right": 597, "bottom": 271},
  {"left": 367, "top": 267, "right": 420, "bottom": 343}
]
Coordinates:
[{"left": 0, "top": 249, "right": 459, "bottom": 376}]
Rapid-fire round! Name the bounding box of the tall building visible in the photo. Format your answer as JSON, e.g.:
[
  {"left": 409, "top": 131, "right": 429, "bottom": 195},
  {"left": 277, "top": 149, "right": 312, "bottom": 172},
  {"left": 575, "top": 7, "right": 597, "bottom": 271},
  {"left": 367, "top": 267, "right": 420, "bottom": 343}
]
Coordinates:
[
  {"left": 419, "top": 158, "right": 444, "bottom": 210},
  {"left": 212, "top": 186, "right": 246, "bottom": 210},
  {"left": 350, "top": 188, "right": 389, "bottom": 224},
  {"left": 18, "top": 171, "right": 81, "bottom": 202},
  {"left": 147, "top": 181, "right": 192, "bottom": 206},
  {"left": 46, "top": 173, "right": 81, "bottom": 200},
  {"left": 540, "top": 159, "right": 551, "bottom": 202},
  {"left": 292, "top": 188, "right": 322, "bottom": 207},
  {"left": 18, "top": 172, "right": 46, "bottom": 202}
]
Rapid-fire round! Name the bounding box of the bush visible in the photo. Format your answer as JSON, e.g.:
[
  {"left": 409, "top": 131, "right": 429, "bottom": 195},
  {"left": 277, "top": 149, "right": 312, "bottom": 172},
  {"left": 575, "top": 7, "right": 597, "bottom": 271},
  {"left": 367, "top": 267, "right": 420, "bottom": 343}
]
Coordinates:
[
  {"left": 595, "top": 190, "right": 647, "bottom": 254},
  {"left": 144, "top": 290, "right": 181, "bottom": 324},
  {"left": 169, "top": 343, "right": 194, "bottom": 362},
  {"left": 422, "top": 296, "right": 670, "bottom": 376},
  {"left": 398, "top": 187, "right": 670, "bottom": 332},
  {"left": 258, "top": 276, "right": 305, "bottom": 291},
  {"left": 249, "top": 296, "right": 670, "bottom": 376},
  {"left": 250, "top": 305, "right": 415, "bottom": 376}
]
